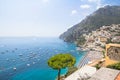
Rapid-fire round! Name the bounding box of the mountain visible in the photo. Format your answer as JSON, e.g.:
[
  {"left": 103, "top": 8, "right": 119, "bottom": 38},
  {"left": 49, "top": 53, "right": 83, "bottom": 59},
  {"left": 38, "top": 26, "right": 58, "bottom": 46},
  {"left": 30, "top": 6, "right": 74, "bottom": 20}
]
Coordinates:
[{"left": 59, "top": 5, "right": 120, "bottom": 42}]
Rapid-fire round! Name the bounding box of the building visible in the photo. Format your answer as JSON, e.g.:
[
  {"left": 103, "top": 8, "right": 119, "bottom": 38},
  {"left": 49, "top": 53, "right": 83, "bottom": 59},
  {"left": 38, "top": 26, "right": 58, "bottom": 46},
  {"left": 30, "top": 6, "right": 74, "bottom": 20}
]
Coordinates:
[
  {"left": 65, "top": 66, "right": 96, "bottom": 80},
  {"left": 88, "top": 67, "right": 120, "bottom": 80}
]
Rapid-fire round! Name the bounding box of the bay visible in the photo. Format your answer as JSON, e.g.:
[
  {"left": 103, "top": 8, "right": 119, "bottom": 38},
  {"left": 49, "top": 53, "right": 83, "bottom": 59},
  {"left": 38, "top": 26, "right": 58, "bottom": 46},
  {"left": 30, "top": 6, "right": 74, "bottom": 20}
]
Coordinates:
[{"left": 0, "top": 37, "right": 86, "bottom": 80}]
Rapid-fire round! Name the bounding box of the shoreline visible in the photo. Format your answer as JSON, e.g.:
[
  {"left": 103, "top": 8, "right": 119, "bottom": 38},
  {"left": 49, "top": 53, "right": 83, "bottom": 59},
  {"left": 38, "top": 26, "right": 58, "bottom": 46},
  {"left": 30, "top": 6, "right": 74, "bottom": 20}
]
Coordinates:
[
  {"left": 77, "top": 50, "right": 104, "bottom": 68},
  {"left": 77, "top": 51, "right": 89, "bottom": 68}
]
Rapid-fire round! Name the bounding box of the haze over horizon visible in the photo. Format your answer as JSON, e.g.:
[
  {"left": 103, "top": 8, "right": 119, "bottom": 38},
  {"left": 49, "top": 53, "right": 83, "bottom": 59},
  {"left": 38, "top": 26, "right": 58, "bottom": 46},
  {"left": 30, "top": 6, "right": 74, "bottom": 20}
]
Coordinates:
[{"left": 0, "top": 0, "right": 120, "bottom": 37}]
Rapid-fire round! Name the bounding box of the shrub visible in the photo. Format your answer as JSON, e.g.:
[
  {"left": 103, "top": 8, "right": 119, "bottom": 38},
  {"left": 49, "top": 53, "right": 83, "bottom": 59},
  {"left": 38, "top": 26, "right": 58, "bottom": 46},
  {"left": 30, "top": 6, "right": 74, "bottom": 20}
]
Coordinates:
[
  {"left": 65, "top": 67, "right": 78, "bottom": 77},
  {"left": 107, "top": 62, "right": 120, "bottom": 70},
  {"left": 94, "top": 64, "right": 101, "bottom": 69}
]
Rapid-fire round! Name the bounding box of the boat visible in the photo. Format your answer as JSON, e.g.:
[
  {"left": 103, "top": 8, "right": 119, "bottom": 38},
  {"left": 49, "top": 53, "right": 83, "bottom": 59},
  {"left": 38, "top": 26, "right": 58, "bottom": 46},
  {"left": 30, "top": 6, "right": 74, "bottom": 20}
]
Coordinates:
[
  {"left": 13, "top": 67, "right": 16, "bottom": 71},
  {"left": 19, "top": 54, "right": 23, "bottom": 56},
  {"left": 27, "top": 64, "right": 30, "bottom": 66}
]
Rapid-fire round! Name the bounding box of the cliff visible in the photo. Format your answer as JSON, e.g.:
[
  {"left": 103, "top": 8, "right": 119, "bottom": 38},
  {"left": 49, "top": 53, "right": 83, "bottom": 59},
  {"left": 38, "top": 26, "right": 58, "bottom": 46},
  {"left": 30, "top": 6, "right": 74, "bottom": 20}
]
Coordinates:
[{"left": 60, "top": 5, "right": 120, "bottom": 42}]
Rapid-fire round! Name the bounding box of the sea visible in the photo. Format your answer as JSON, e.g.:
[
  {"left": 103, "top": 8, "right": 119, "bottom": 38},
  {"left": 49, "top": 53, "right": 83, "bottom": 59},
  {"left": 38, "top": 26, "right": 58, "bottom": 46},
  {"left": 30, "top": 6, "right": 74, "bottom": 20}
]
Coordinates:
[{"left": 0, "top": 37, "right": 86, "bottom": 80}]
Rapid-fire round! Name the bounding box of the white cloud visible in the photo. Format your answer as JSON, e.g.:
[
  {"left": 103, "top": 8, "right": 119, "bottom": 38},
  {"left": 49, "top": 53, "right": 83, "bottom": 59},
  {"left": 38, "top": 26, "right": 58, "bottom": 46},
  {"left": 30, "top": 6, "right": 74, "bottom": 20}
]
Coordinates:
[
  {"left": 88, "top": 0, "right": 102, "bottom": 9},
  {"left": 88, "top": 0, "right": 99, "bottom": 2},
  {"left": 71, "top": 10, "right": 78, "bottom": 15},
  {"left": 80, "top": 4, "right": 91, "bottom": 9},
  {"left": 96, "top": 0, "right": 102, "bottom": 9}
]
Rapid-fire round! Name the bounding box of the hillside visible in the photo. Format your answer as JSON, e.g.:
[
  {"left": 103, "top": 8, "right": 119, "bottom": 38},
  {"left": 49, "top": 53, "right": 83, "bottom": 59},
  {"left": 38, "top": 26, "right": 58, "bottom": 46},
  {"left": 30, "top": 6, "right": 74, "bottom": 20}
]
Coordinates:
[
  {"left": 78, "top": 24, "right": 120, "bottom": 51},
  {"left": 60, "top": 5, "right": 120, "bottom": 42}
]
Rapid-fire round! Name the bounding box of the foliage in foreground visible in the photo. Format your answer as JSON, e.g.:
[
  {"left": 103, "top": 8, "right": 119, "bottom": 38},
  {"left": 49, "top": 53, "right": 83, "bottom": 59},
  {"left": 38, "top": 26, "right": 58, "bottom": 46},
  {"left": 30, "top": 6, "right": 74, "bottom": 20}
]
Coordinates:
[
  {"left": 107, "top": 62, "right": 120, "bottom": 70},
  {"left": 65, "top": 67, "right": 78, "bottom": 77},
  {"left": 94, "top": 64, "right": 101, "bottom": 69}
]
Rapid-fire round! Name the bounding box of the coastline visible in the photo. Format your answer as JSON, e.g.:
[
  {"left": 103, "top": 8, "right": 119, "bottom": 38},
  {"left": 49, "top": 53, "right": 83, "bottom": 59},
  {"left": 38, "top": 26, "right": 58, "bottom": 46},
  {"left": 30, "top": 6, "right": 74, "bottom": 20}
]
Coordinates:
[
  {"left": 77, "top": 51, "right": 89, "bottom": 68},
  {"left": 77, "top": 50, "right": 104, "bottom": 68}
]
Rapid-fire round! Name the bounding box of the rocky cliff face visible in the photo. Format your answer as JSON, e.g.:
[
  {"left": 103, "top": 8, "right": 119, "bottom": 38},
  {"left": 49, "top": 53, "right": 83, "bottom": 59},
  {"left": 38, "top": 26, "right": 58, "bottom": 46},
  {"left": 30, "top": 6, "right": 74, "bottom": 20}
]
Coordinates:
[{"left": 60, "top": 5, "right": 120, "bottom": 42}]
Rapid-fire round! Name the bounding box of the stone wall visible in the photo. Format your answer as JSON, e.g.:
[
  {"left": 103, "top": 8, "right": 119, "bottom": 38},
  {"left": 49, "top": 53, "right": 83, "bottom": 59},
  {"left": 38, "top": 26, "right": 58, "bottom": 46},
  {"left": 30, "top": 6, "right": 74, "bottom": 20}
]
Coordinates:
[{"left": 107, "top": 46, "right": 120, "bottom": 61}]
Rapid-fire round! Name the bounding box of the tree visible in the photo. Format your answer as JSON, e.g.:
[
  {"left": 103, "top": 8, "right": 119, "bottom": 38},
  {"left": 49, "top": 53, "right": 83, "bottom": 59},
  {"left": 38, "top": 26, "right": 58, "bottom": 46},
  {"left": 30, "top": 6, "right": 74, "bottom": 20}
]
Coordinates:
[{"left": 47, "top": 53, "right": 76, "bottom": 80}]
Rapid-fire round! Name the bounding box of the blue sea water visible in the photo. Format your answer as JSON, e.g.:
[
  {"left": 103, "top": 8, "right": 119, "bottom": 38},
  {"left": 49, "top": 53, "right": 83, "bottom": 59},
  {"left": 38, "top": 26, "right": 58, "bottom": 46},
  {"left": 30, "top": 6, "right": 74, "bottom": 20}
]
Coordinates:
[{"left": 0, "top": 37, "right": 86, "bottom": 80}]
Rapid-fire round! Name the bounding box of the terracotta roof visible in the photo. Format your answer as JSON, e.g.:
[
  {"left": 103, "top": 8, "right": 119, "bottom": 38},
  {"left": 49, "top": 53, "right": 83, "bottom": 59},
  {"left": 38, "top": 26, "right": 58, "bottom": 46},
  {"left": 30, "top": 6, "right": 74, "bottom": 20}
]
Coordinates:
[{"left": 115, "top": 73, "right": 120, "bottom": 80}]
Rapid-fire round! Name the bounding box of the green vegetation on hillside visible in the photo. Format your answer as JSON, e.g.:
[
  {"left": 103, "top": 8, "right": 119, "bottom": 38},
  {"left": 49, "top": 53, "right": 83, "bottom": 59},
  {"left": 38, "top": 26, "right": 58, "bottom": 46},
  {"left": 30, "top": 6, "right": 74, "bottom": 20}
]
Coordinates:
[
  {"left": 115, "top": 32, "right": 120, "bottom": 36},
  {"left": 76, "top": 36, "right": 86, "bottom": 46},
  {"left": 102, "top": 50, "right": 105, "bottom": 58}
]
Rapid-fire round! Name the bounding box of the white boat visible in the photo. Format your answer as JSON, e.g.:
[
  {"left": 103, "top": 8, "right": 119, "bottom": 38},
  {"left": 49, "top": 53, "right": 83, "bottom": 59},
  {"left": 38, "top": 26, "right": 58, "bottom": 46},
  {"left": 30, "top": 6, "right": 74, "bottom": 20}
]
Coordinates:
[
  {"left": 13, "top": 67, "right": 16, "bottom": 70},
  {"left": 19, "top": 54, "right": 23, "bottom": 56},
  {"left": 27, "top": 64, "right": 30, "bottom": 66}
]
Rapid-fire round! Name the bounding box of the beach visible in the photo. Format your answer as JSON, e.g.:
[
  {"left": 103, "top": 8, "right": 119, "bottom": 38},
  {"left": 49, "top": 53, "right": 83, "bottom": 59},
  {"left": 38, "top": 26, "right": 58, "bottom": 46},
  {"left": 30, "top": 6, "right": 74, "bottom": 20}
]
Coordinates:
[{"left": 77, "top": 50, "right": 103, "bottom": 68}]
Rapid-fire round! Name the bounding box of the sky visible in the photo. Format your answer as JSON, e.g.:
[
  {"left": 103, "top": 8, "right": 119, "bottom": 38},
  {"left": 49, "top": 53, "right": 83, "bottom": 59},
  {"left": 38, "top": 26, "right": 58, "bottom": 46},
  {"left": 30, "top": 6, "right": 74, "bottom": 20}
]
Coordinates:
[{"left": 0, "top": 0, "right": 120, "bottom": 37}]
